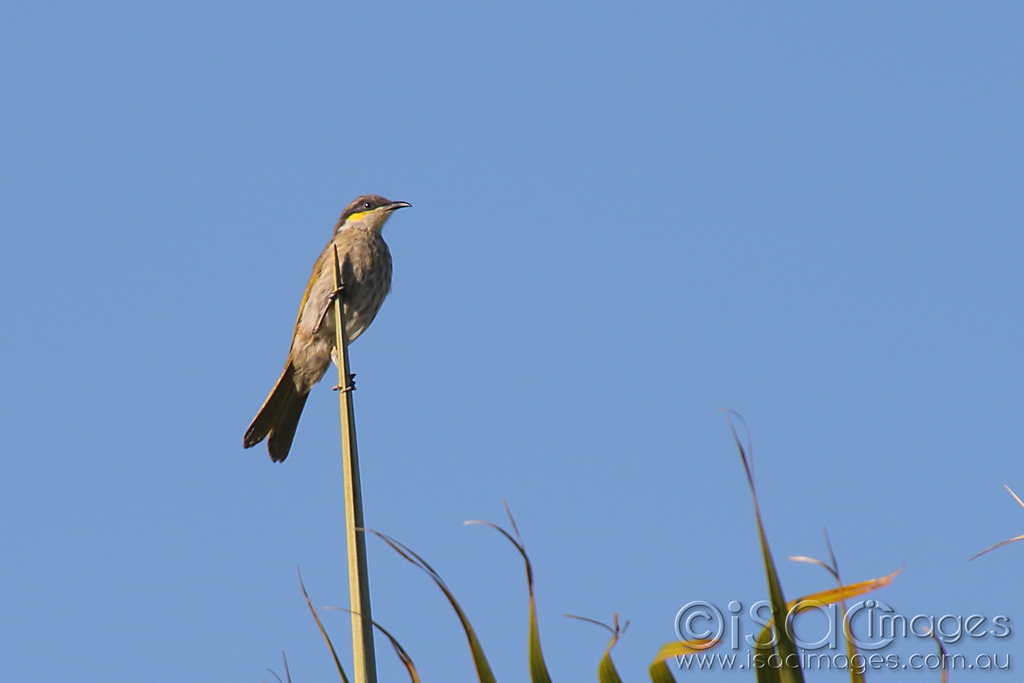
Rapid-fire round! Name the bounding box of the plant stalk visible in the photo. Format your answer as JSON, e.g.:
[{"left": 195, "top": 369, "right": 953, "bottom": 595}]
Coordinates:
[{"left": 332, "top": 246, "right": 377, "bottom": 683}]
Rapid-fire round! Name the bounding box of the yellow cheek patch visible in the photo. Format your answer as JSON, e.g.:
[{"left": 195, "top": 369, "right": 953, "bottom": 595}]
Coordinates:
[{"left": 345, "top": 210, "right": 372, "bottom": 223}]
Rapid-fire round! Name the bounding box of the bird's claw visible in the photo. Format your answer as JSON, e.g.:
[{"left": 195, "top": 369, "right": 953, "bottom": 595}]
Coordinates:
[
  {"left": 313, "top": 285, "right": 347, "bottom": 334},
  {"left": 333, "top": 373, "right": 357, "bottom": 392}
]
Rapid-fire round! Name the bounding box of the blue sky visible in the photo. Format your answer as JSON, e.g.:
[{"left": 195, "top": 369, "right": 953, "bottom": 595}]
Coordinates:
[{"left": 2, "top": 2, "right": 1023, "bottom": 681}]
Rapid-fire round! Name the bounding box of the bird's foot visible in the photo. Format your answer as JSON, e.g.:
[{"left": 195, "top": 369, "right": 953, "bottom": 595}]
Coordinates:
[
  {"left": 333, "top": 373, "right": 356, "bottom": 392},
  {"left": 312, "top": 285, "right": 346, "bottom": 334}
]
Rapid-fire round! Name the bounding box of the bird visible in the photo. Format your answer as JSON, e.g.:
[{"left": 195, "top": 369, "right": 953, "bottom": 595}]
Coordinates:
[{"left": 244, "top": 194, "right": 411, "bottom": 462}]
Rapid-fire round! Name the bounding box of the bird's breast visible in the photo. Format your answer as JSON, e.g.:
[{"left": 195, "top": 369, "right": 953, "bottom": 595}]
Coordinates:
[{"left": 295, "top": 229, "right": 392, "bottom": 346}]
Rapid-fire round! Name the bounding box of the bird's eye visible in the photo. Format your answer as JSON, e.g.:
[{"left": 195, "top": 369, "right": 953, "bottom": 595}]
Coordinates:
[{"left": 363, "top": 201, "right": 372, "bottom": 210}]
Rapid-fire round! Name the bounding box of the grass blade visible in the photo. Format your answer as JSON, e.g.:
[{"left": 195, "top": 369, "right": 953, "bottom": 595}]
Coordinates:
[
  {"left": 566, "top": 613, "right": 628, "bottom": 683},
  {"left": 930, "top": 631, "right": 950, "bottom": 683},
  {"left": 370, "top": 530, "right": 497, "bottom": 683},
  {"left": 791, "top": 535, "right": 900, "bottom": 683},
  {"left": 789, "top": 564, "right": 900, "bottom": 683},
  {"left": 970, "top": 485, "right": 1024, "bottom": 561},
  {"left": 648, "top": 661, "right": 677, "bottom": 683},
  {"left": 466, "top": 505, "right": 552, "bottom": 683},
  {"left": 263, "top": 651, "right": 292, "bottom": 683},
  {"left": 298, "top": 568, "right": 351, "bottom": 683},
  {"left": 724, "top": 411, "right": 804, "bottom": 683},
  {"left": 327, "top": 607, "right": 422, "bottom": 683},
  {"left": 820, "top": 534, "right": 864, "bottom": 683},
  {"left": 970, "top": 533, "right": 1024, "bottom": 561},
  {"left": 599, "top": 648, "right": 622, "bottom": 683},
  {"left": 647, "top": 638, "right": 717, "bottom": 683},
  {"left": 788, "top": 567, "right": 902, "bottom": 610}
]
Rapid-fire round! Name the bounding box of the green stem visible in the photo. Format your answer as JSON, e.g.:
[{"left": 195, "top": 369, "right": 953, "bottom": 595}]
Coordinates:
[{"left": 332, "top": 245, "right": 377, "bottom": 683}]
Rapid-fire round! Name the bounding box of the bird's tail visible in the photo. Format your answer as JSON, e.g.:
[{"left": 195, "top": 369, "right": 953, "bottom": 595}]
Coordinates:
[{"left": 243, "top": 362, "right": 309, "bottom": 462}]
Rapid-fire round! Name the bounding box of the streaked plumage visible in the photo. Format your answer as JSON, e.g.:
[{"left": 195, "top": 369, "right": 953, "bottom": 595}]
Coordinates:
[{"left": 244, "top": 194, "right": 410, "bottom": 462}]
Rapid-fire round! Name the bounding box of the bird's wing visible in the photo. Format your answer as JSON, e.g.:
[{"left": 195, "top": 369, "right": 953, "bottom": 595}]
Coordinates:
[{"left": 293, "top": 244, "right": 331, "bottom": 334}]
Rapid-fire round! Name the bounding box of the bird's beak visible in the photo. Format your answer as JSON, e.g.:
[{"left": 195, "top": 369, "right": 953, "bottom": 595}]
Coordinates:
[{"left": 386, "top": 201, "right": 412, "bottom": 212}]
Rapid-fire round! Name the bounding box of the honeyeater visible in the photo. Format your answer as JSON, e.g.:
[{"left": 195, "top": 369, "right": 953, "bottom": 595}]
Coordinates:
[{"left": 243, "top": 194, "right": 410, "bottom": 462}]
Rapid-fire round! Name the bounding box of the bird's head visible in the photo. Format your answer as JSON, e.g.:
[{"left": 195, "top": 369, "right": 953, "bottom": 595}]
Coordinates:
[{"left": 334, "top": 194, "right": 411, "bottom": 233}]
